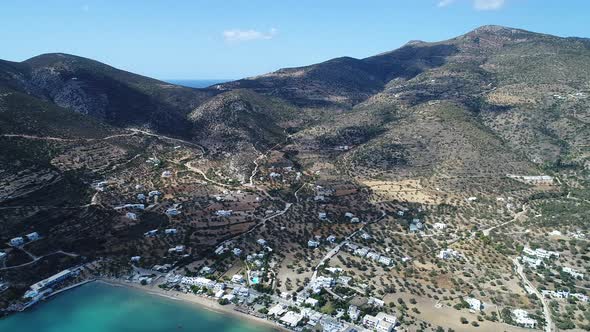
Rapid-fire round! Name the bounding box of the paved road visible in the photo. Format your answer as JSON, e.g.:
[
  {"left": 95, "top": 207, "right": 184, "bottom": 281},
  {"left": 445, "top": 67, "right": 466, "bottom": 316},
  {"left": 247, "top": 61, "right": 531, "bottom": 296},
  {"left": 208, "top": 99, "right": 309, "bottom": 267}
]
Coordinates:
[
  {"left": 513, "top": 257, "right": 553, "bottom": 332},
  {"left": 482, "top": 204, "right": 529, "bottom": 236},
  {"left": 0, "top": 250, "right": 79, "bottom": 271},
  {"left": 310, "top": 211, "right": 387, "bottom": 282}
]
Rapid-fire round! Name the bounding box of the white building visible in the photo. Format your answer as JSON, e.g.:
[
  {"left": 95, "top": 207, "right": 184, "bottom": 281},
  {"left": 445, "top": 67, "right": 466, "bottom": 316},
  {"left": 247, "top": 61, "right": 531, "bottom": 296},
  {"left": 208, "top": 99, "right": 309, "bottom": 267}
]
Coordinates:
[
  {"left": 326, "top": 235, "right": 336, "bottom": 243},
  {"left": 268, "top": 304, "right": 286, "bottom": 317},
  {"left": 26, "top": 232, "right": 40, "bottom": 241},
  {"left": 144, "top": 229, "right": 158, "bottom": 237},
  {"left": 378, "top": 256, "right": 393, "bottom": 266},
  {"left": 181, "top": 276, "right": 216, "bottom": 289},
  {"left": 310, "top": 276, "right": 334, "bottom": 294},
  {"left": 572, "top": 293, "right": 590, "bottom": 302},
  {"left": 232, "top": 286, "right": 249, "bottom": 297},
  {"left": 326, "top": 267, "right": 342, "bottom": 274},
  {"left": 257, "top": 238, "right": 267, "bottom": 246},
  {"left": 361, "top": 233, "right": 372, "bottom": 240},
  {"left": 24, "top": 269, "right": 74, "bottom": 298},
  {"left": 348, "top": 305, "right": 360, "bottom": 321},
  {"left": 438, "top": 248, "right": 461, "bottom": 260},
  {"left": 231, "top": 274, "right": 244, "bottom": 283},
  {"left": 318, "top": 212, "right": 327, "bottom": 220},
  {"left": 562, "top": 267, "right": 584, "bottom": 279},
  {"left": 130, "top": 256, "right": 141, "bottom": 262},
  {"left": 512, "top": 309, "right": 537, "bottom": 328},
  {"left": 523, "top": 247, "right": 559, "bottom": 259},
  {"left": 521, "top": 256, "right": 542, "bottom": 268},
  {"left": 280, "top": 311, "right": 303, "bottom": 327},
  {"left": 465, "top": 297, "right": 482, "bottom": 311},
  {"left": 367, "top": 252, "right": 380, "bottom": 261},
  {"left": 161, "top": 170, "right": 173, "bottom": 178},
  {"left": 165, "top": 228, "right": 178, "bottom": 235},
  {"left": 0, "top": 251, "right": 6, "bottom": 260},
  {"left": 148, "top": 190, "right": 161, "bottom": 197},
  {"left": 165, "top": 208, "right": 180, "bottom": 216},
  {"left": 354, "top": 247, "right": 369, "bottom": 257},
  {"left": 433, "top": 222, "right": 447, "bottom": 230},
  {"left": 168, "top": 245, "right": 185, "bottom": 253},
  {"left": 337, "top": 276, "right": 352, "bottom": 285},
  {"left": 214, "top": 245, "right": 227, "bottom": 255},
  {"left": 308, "top": 240, "right": 320, "bottom": 248},
  {"left": 9, "top": 237, "right": 24, "bottom": 246},
  {"left": 126, "top": 212, "right": 137, "bottom": 220},
  {"left": 233, "top": 248, "right": 242, "bottom": 256},
  {"left": 368, "top": 297, "right": 385, "bottom": 307},
  {"left": 362, "top": 312, "right": 397, "bottom": 332},
  {"left": 216, "top": 210, "right": 233, "bottom": 217},
  {"left": 304, "top": 297, "right": 319, "bottom": 307}
]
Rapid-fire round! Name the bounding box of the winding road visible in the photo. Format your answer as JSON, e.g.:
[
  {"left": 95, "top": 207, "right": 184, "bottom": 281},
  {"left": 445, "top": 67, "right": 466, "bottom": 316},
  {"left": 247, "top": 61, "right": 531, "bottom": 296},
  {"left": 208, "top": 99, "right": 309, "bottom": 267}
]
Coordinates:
[{"left": 513, "top": 257, "right": 553, "bottom": 332}]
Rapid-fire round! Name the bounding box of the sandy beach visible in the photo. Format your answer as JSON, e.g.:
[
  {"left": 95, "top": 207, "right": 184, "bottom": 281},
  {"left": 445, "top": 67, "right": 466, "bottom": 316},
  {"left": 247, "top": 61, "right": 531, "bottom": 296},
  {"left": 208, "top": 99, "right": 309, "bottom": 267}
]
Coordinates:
[{"left": 96, "top": 279, "right": 289, "bottom": 332}]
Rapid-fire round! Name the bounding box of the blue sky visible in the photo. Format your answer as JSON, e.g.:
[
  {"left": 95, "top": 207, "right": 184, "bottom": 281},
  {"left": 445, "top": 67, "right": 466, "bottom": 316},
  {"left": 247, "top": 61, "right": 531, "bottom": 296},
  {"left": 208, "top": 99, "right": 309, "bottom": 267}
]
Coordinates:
[{"left": 1, "top": 0, "right": 589, "bottom": 79}]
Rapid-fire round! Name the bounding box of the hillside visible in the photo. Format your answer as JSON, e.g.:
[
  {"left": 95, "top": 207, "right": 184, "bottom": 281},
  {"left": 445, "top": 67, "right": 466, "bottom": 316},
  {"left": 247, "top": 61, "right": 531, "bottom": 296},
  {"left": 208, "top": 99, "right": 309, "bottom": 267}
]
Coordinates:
[
  {"left": 1, "top": 26, "right": 590, "bottom": 330},
  {"left": 0, "top": 53, "right": 217, "bottom": 137}
]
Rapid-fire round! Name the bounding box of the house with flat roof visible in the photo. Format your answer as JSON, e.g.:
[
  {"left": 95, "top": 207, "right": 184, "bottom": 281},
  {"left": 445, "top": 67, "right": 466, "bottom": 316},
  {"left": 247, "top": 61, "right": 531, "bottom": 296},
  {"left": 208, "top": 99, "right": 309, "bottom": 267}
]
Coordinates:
[
  {"left": 562, "top": 267, "right": 584, "bottom": 279},
  {"left": 512, "top": 309, "right": 537, "bottom": 328},
  {"left": 304, "top": 297, "right": 319, "bottom": 307},
  {"left": 465, "top": 297, "right": 482, "bottom": 311},
  {"left": 216, "top": 210, "right": 233, "bottom": 217},
  {"left": 165, "top": 208, "right": 180, "bottom": 216},
  {"left": 10, "top": 237, "right": 24, "bottom": 247},
  {"left": 24, "top": 269, "right": 74, "bottom": 298},
  {"left": 348, "top": 305, "right": 360, "bottom": 321},
  {"left": 308, "top": 240, "right": 320, "bottom": 248},
  {"left": 280, "top": 311, "right": 303, "bottom": 327},
  {"left": 268, "top": 303, "right": 286, "bottom": 317},
  {"left": 362, "top": 312, "right": 396, "bottom": 332},
  {"left": 26, "top": 232, "right": 40, "bottom": 241},
  {"left": 368, "top": 297, "right": 385, "bottom": 307}
]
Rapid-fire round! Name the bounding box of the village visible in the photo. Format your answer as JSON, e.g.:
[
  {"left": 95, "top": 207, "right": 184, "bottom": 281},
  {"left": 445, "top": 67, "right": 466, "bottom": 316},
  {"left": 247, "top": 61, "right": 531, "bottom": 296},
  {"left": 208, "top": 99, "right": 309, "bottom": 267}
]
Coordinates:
[{"left": 1, "top": 126, "right": 589, "bottom": 332}]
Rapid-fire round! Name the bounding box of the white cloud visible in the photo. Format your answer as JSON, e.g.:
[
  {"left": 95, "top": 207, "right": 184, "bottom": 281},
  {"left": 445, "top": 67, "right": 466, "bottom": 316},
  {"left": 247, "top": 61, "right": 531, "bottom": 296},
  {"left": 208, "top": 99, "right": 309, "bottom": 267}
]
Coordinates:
[
  {"left": 436, "top": 0, "right": 506, "bottom": 10},
  {"left": 223, "top": 28, "right": 278, "bottom": 42},
  {"left": 473, "top": 0, "right": 505, "bottom": 10},
  {"left": 437, "top": 0, "right": 456, "bottom": 7}
]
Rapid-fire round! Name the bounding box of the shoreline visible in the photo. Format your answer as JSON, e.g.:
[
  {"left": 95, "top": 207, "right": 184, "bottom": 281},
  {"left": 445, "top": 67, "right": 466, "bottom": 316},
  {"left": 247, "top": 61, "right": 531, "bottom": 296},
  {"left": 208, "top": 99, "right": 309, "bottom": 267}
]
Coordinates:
[{"left": 95, "top": 279, "right": 289, "bottom": 332}]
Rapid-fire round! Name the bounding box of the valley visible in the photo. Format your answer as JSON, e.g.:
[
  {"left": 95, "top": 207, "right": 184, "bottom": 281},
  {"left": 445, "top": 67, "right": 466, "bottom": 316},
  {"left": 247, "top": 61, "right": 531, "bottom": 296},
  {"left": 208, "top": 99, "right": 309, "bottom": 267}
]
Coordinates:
[{"left": 1, "top": 25, "right": 589, "bottom": 332}]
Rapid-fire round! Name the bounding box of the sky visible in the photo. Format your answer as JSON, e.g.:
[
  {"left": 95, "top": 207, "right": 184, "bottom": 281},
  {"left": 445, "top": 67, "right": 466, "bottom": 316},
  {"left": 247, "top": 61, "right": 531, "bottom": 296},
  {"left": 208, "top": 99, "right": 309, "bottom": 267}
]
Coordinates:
[{"left": 1, "top": 0, "right": 589, "bottom": 80}]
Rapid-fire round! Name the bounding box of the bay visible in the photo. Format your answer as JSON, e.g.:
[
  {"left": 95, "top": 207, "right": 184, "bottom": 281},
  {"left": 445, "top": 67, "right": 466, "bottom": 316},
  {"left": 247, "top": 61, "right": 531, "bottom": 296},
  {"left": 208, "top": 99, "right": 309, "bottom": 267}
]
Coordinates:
[{"left": 0, "top": 282, "right": 272, "bottom": 332}]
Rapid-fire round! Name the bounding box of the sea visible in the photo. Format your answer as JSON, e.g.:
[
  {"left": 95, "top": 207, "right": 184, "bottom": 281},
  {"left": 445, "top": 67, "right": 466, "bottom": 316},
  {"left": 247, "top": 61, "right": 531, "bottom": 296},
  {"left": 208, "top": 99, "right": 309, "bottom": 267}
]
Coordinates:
[
  {"left": 0, "top": 282, "right": 272, "bottom": 332},
  {"left": 165, "top": 79, "right": 231, "bottom": 88}
]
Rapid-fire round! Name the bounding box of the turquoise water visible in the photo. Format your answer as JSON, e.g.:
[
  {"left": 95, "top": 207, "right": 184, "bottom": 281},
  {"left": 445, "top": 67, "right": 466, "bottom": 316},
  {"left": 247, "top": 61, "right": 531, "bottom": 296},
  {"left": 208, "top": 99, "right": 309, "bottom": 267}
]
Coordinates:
[{"left": 0, "top": 282, "right": 272, "bottom": 332}]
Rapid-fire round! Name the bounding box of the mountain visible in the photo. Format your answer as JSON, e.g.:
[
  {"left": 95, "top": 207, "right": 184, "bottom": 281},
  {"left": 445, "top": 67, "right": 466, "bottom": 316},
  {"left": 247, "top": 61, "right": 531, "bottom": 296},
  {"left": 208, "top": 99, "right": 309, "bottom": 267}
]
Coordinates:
[
  {"left": 0, "top": 53, "right": 217, "bottom": 137},
  {"left": 1, "top": 26, "right": 590, "bottom": 325}
]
